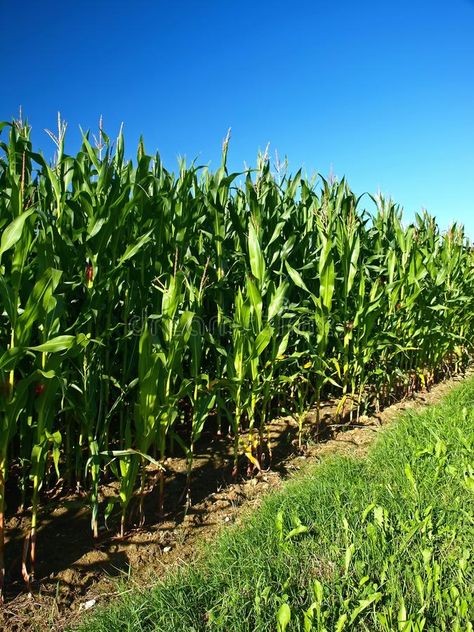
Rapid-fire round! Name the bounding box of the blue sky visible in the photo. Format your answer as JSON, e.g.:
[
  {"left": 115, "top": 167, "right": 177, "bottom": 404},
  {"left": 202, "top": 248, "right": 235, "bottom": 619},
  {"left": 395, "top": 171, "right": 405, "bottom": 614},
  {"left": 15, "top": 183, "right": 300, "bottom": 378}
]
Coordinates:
[{"left": 1, "top": 0, "right": 473, "bottom": 236}]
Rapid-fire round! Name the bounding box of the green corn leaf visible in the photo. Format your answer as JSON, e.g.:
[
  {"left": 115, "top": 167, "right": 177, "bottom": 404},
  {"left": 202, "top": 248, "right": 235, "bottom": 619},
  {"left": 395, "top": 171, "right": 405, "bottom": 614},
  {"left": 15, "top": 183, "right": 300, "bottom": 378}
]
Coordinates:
[
  {"left": 253, "top": 326, "right": 273, "bottom": 357},
  {"left": 0, "top": 208, "right": 36, "bottom": 261},
  {"left": 29, "top": 335, "right": 77, "bottom": 353},
  {"left": 276, "top": 602, "right": 291, "bottom": 632},
  {"left": 248, "top": 220, "right": 265, "bottom": 283},
  {"left": 318, "top": 234, "right": 335, "bottom": 310},
  {"left": 285, "top": 260, "right": 310, "bottom": 293},
  {"left": 349, "top": 592, "right": 382, "bottom": 624},
  {"left": 268, "top": 282, "right": 288, "bottom": 322},
  {"left": 118, "top": 229, "right": 153, "bottom": 265}
]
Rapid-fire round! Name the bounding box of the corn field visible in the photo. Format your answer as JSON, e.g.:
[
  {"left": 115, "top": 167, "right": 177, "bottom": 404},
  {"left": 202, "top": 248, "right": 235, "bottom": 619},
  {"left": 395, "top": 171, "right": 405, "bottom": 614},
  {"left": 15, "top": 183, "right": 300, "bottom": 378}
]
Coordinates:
[{"left": 1, "top": 116, "right": 473, "bottom": 600}]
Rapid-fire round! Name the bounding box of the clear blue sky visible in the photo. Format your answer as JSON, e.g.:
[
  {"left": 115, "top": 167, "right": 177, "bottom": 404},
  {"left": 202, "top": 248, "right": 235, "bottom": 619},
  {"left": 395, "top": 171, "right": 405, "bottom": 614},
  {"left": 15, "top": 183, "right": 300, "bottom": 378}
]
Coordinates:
[{"left": 1, "top": 0, "right": 473, "bottom": 236}]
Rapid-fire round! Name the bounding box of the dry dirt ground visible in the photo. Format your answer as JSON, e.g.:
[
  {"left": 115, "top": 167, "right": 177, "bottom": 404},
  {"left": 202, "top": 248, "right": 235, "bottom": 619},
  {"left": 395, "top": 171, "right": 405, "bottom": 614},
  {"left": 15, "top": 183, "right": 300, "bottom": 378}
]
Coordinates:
[{"left": 1, "top": 371, "right": 470, "bottom": 631}]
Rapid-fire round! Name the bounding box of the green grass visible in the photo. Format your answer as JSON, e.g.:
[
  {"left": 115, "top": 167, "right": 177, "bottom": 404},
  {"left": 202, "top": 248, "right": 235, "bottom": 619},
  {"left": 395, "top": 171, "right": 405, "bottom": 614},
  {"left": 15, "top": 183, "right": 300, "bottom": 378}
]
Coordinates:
[{"left": 76, "top": 378, "right": 474, "bottom": 631}]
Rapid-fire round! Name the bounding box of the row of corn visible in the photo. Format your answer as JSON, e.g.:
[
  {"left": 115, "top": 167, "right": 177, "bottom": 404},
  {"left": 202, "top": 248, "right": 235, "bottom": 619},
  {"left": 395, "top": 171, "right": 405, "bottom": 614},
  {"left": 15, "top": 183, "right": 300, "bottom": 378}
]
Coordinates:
[{"left": 0, "top": 116, "right": 473, "bottom": 598}]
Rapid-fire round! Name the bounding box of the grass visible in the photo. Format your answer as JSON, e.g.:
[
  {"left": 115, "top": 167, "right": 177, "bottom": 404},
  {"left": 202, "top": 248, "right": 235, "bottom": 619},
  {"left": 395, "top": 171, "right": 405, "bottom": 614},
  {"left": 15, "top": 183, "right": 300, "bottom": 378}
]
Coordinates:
[{"left": 76, "top": 377, "right": 474, "bottom": 631}]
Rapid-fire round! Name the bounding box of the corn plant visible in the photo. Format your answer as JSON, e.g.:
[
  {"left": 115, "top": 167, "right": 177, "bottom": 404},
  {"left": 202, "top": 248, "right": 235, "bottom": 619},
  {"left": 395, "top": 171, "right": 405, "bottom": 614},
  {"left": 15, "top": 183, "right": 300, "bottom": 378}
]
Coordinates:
[{"left": 0, "top": 115, "right": 473, "bottom": 598}]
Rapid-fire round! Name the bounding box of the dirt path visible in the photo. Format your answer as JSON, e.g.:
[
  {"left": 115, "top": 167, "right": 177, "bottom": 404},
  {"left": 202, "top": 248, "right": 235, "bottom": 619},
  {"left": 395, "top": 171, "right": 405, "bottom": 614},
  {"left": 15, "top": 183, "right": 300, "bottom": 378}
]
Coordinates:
[{"left": 1, "top": 370, "right": 470, "bottom": 631}]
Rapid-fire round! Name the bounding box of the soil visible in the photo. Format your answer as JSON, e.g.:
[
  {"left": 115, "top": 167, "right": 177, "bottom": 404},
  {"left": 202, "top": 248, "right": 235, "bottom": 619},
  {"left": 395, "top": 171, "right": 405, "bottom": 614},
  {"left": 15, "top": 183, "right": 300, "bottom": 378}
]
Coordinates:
[{"left": 0, "top": 371, "right": 470, "bottom": 631}]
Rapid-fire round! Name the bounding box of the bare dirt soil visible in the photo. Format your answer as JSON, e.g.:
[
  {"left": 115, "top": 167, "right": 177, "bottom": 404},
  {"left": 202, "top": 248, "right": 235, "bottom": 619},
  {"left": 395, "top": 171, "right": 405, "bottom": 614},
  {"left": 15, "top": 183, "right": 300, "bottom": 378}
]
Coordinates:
[{"left": 1, "top": 371, "right": 469, "bottom": 631}]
